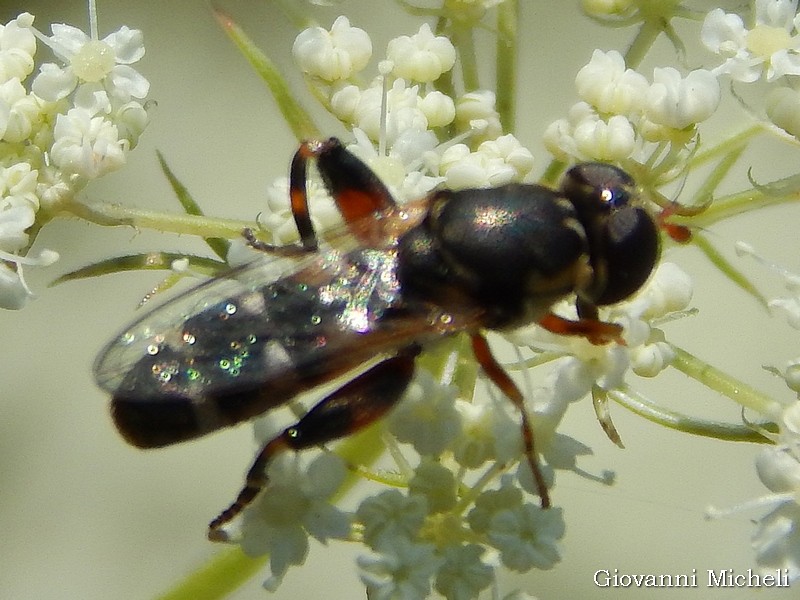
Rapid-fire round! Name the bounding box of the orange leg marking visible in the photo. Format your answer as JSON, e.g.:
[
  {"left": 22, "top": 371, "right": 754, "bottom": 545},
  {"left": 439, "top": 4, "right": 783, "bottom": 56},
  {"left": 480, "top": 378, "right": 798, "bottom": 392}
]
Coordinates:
[
  {"left": 538, "top": 312, "right": 624, "bottom": 346},
  {"left": 470, "top": 333, "right": 551, "bottom": 509}
]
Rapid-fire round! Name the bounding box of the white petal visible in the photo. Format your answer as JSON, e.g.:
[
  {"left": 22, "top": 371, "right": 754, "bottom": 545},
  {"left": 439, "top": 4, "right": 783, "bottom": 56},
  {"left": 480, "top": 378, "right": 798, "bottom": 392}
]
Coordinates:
[
  {"left": 768, "top": 48, "right": 800, "bottom": 79},
  {"left": 107, "top": 64, "right": 150, "bottom": 99},
  {"left": 0, "top": 263, "right": 30, "bottom": 309},
  {"left": 73, "top": 83, "right": 111, "bottom": 115},
  {"left": 701, "top": 8, "right": 747, "bottom": 54},
  {"left": 755, "top": 0, "right": 799, "bottom": 28},
  {"left": 102, "top": 26, "right": 145, "bottom": 63},
  {"left": 49, "top": 23, "right": 89, "bottom": 59},
  {"left": 31, "top": 62, "right": 76, "bottom": 101}
]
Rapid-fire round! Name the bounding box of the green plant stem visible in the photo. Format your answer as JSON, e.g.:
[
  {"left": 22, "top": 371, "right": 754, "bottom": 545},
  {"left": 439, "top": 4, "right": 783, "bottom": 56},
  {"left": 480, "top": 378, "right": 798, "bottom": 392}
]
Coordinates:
[
  {"left": 539, "top": 158, "right": 568, "bottom": 187},
  {"left": 609, "top": 386, "right": 774, "bottom": 443},
  {"left": 156, "top": 548, "right": 265, "bottom": 600},
  {"left": 60, "top": 199, "right": 257, "bottom": 240},
  {"left": 273, "top": 0, "right": 317, "bottom": 29},
  {"left": 687, "top": 143, "right": 745, "bottom": 208},
  {"left": 691, "top": 232, "right": 767, "bottom": 305},
  {"left": 668, "top": 344, "right": 782, "bottom": 419},
  {"left": 213, "top": 7, "right": 320, "bottom": 141},
  {"left": 453, "top": 25, "right": 479, "bottom": 91},
  {"left": 624, "top": 19, "right": 661, "bottom": 69},
  {"left": 496, "top": 0, "right": 518, "bottom": 132},
  {"left": 673, "top": 187, "right": 800, "bottom": 229},
  {"left": 688, "top": 124, "right": 763, "bottom": 170}
]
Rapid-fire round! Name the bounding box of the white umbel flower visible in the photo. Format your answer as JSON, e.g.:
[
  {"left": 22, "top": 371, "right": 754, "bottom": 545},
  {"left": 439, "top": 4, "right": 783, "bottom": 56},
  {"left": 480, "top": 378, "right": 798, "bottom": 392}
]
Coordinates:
[
  {"left": 766, "top": 86, "right": 800, "bottom": 138},
  {"left": 644, "top": 67, "right": 720, "bottom": 130},
  {"left": 0, "top": 13, "right": 36, "bottom": 83},
  {"left": 293, "top": 16, "right": 372, "bottom": 82},
  {"left": 386, "top": 23, "right": 456, "bottom": 82},
  {"left": 358, "top": 536, "right": 443, "bottom": 600},
  {"left": 0, "top": 77, "right": 42, "bottom": 143},
  {"left": 575, "top": 49, "right": 648, "bottom": 116},
  {"left": 701, "top": 1, "right": 800, "bottom": 82},
  {"left": 50, "top": 106, "right": 127, "bottom": 178},
  {"left": 573, "top": 112, "right": 637, "bottom": 161},
  {"left": 440, "top": 134, "right": 533, "bottom": 189},
  {"left": 32, "top": 23, "right": 148, "bottom": 103},
  {"left": 455, "top": 90, "right": 503, "bottom": 141},
  {"left": 241, "top": 453, "right": 352, "bottom": 590}
]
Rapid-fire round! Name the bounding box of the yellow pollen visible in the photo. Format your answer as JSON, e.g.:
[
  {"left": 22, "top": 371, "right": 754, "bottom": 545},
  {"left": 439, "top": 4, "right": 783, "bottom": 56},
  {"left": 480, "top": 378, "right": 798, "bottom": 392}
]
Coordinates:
[
  {"left": 746, "top": 25, "right": 792, "bottom": 59},
  {"left": 71, "top": 40, "right": 115, "bottom": 82}
]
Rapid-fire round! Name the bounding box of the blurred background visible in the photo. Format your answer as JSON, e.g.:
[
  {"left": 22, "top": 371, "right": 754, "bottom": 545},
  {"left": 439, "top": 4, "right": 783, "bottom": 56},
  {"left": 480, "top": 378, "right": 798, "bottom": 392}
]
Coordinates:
[{"left": 2, "top": 1, "right": 799, "bottom": 598}]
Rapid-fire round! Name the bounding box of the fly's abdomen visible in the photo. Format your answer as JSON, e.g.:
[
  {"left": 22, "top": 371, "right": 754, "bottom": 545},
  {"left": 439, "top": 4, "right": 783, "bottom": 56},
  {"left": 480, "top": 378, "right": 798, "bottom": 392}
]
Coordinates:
[{"left": 105, "top": 249, "right": 404, "bottom": 448}]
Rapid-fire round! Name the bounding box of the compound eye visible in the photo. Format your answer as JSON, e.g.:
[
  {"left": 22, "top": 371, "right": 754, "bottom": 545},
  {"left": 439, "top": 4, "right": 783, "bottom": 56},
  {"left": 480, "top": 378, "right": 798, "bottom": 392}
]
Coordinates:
[
  {"left": 593, "top": 206, "right": 660, "bottom": 305},
  {"left": 561, "top": 163, "right": 661, "bottom": 306},
  {"left": 561, "top": 162, "right": 637, "bottom": 214}
]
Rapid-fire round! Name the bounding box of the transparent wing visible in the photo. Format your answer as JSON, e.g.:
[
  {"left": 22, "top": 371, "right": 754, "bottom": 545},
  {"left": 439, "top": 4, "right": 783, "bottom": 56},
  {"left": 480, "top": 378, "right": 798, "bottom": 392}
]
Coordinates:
[{"left": 94, "top": 243, "right": 479, "bottom": 404}]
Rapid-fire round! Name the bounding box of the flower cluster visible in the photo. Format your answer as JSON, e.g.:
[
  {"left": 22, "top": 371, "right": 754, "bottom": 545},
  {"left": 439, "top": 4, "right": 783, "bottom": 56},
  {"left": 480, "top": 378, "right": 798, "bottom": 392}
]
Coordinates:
[
  {"left": 269, "top": 15, "right": 533, "bottom": 246},
  {"left": 544, "top": 48, "right": 720, "bottom": 176},
  {"left": 237, "top": 370, "right": 566, "bottom": 598},
  {"left": 701, "top": 240, "right": 800, "bottom": 579},
  {"left": 750, "top": 399, "right": 800, "bottom": 580},
  {"left": 222, "top": 255, "right": 695, "bottom": 597},
  {"left": 0, "top": 11, "right": 150, "bottom": 309},
  {"left": 702, "top": 0, "right": 800, "bottom": 143}
]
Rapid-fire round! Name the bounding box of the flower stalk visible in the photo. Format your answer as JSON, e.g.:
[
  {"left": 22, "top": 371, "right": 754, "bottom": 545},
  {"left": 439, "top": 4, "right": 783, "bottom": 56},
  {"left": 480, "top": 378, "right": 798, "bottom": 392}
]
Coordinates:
[{"left": 668, "top": 343, "right": 782, "bottom": 419}]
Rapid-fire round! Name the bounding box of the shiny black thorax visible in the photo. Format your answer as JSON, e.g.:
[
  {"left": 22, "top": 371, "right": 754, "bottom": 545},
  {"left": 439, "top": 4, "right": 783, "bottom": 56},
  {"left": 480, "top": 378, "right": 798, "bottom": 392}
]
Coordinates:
[
  {"left": 396, "top": 166, "right": 658, "bottom": 331},
  {"left": 397, "top": 184, "right": 588, "bottom": 329}
]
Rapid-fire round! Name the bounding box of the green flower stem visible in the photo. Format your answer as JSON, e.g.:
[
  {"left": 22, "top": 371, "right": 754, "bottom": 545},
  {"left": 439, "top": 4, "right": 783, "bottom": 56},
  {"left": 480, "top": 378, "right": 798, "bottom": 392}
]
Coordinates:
[
  {"left": 273, "top": 0, "right": 317, "bottom": 29},
  {"left": 539, "top": 158, "right": 568, "bottom": 187},
  {"left": 668, "top": 343, "right": 782, "bottom": 419},
  {"left": 452, "top": 25, "right": 479, "bottom": 91},
  {"left": 672, "top": 187, "right": 800, "bottom": 229},
  {"left": 495, "top": 0, "right": 518, "bottom": 133},
  {"left": 60, "top": 199, "right": 258, "bottom": 240},
  {"left": 688, "top": 124, "right": 763, "bottom": 170},
  {"left": 691, "top": 232, "right": 767, "bottom": 305},
  {"left": 686, "top": 142, "right": 746, "bottom": 209},
  {"left": 334, "top": 422, "right": 393, "bottom": 490},
  {"left": 213, "top": 7, "right": 320, "bottom": 142},
  {"left": 624, "top": 19, "right": 662, "bottom": 69},
  {"left": 156, "top": 548, "right": 265, "bottom": 600},
  {"left": 156, "top": 150, "right": 230, "bottom": 260},
  {"left": 608, "top": 386, "right": 774, "bottom": 443},
  {"left": 417, "top": 334, "right": 479, "bottom": 395}
]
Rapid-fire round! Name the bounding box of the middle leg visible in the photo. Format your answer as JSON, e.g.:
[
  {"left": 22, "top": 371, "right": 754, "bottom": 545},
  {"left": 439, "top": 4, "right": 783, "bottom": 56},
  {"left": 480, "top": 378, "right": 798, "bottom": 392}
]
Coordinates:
[{"left": 208, "top": 344, "right": 421, "bottom": 538}]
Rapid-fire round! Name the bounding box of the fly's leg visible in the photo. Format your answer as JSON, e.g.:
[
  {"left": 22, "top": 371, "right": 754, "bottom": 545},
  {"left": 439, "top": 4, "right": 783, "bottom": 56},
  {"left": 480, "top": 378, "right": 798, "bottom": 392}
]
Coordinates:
[
  {"left": 208, "top": 345, "right": 420, "bottom": 540},
  {"left": 242, "top": 227, "right": 312, "bottom": 256},
  {"left": 538, "top": 311, "right": 624, "bottom": 346},
  {"left": 544, "top": 300, "right": 626, "bottom": 447},
  {"left": 240, "top": 139, "right": 327, "bottom": 254},
  {"left": 293, "top": 138, "right": 398, "bottom": 245},
  {"left": 470, "top": 333, "right": 551, "bottom": 509},
  {"left": 299, "top": 137, "right": 396, "bottom": 218},
  {"left": 244, "top": 138, "right": 398, "bottom": 253}
]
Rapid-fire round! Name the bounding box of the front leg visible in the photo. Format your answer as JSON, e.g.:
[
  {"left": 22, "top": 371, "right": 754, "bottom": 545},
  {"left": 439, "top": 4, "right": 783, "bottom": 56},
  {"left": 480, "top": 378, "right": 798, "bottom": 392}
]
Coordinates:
[
  {"left": 208, "top": 345, "right": 420, "bottom": 539},
  {"left": 538, "top": 311, "right": 624, "bottom": 346}
]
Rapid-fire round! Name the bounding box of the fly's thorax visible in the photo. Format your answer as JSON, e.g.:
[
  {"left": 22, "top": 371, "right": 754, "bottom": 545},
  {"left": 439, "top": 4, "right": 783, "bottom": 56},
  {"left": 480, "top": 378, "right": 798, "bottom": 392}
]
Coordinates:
[{"left": 396, "top": 184, "right": 591, "bottom": 329}]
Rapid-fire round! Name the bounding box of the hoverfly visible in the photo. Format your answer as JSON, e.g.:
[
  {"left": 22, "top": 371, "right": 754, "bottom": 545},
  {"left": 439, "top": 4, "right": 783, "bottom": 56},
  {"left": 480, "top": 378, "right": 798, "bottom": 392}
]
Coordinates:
[{"left": 94, "top": 138, "right": 660, "bottom": 539}]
